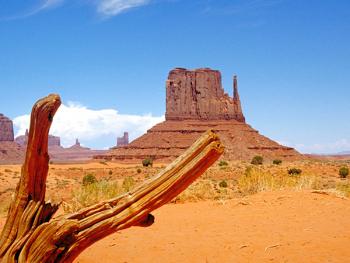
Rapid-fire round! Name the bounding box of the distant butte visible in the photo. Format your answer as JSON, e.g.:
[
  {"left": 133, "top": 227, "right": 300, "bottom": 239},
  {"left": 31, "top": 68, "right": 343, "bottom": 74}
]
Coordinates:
[
  {"left": 0, "top": 114, "right": 25, "bottom": 163},
  {"left": 95, "top": 68, "right": 302, "bottom": 162},
  {"left": 116, "top": 132, "right": 129, "bottom": 148}
]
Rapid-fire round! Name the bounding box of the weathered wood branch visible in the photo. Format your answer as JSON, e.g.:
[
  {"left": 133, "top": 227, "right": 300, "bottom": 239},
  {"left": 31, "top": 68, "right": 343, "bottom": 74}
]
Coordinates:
[{"left": 0, "top": 94, "right": 224, "bottom": 263}]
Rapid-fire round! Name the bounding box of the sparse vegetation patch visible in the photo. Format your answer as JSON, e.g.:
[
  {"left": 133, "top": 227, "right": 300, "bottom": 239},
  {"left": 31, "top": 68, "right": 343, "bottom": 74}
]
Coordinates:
[
  {"left": 82, "top": 173, "right": 97, "bottom": 186},
  {"left": 251, "top": 156, "right": 263, "bottom": 165},
  {"left": 273, "top": 159, "right": 282, "bottom": 165},
  {"left": 288, "top": 168, "right": 302, "bottom": 176},
  {"left": 142, "top": 157, "right": 153, "bottom": 167},
  {"left": 219, "top": 180, "right": 228, "bottom": 188},
  {"left": 339, "top": 166, "right": 349, "bottom": 178},
  {"left": 218, "top": 160, "right": 228, "bottom": 167}
]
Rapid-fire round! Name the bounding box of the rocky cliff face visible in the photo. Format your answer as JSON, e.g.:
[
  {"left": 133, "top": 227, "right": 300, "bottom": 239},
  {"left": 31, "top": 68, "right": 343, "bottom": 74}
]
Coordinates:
[
  {"left": 0, "top": 114, "right": 14, "bottom": 142},
  {"left": 165, "top": 68, "right": 245, "bottom": 122}
]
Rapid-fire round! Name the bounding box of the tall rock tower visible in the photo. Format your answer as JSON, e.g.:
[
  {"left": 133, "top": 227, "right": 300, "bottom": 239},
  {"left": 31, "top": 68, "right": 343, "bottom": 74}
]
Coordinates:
[
  {"left": 0, "top": 114, "right": 14, "bottom": 142},
  {"left": 232, "top": 75, "right": 244, "bottom": 122},
  {"left": 165, "top": 68, "right": 245, "bottom": 122}
]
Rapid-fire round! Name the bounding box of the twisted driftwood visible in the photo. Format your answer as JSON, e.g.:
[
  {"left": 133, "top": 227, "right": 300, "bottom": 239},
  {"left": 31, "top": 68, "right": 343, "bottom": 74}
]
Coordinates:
[{"left": 0, "top": 94, "right": 224, "bottom": 263}]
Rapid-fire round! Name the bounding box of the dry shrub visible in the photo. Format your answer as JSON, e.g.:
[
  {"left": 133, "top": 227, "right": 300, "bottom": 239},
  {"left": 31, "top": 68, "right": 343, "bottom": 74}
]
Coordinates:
[
  {"left": 173, "top": 180, "right": 215, "bottom": 203},
  {"left": 67, "top": 179, "right": 123, "bottom": 212},
  {"left": 336, "top": 182, "right": 350, "bottom": 197},
  {"left": 122, "top": 176, "right": 135, "bottom": 192},
  {"left": 66, "top": 176, "right": 138, "bottom": 212},
  {"left": 173, "top": 179, "right": 234, "bottom": 203},
  {"left": 237, "top": 166, "right": 321, "bottom": 195}
]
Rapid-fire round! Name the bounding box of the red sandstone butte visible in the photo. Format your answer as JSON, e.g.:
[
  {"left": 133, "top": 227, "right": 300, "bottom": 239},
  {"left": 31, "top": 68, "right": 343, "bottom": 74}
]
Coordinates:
[
  {"left": 166, "top": 68, "right": 245, "bottom": 122},
  {"left": 98, "top": 67, "right": 302, "bottom": 162},
  {"left": 0, "top": 114, "right": 14, "bottom": 142},
  {"left": 116, "top": 132, "right": 129, "bottom": 147},
  {"left": 0, "top": 113, "right": 25, "bottom": 164}
]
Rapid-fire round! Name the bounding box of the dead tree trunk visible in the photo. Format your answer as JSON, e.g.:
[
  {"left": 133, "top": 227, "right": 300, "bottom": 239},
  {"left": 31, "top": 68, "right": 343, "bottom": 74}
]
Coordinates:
[{"left": 0, "top": 94, "right": 224, "bottom": 263}]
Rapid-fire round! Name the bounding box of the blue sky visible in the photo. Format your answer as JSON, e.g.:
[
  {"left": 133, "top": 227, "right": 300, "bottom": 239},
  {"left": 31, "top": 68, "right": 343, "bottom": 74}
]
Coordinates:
[{"left": 0, "top": 0, "right": 349, "bottom": 153}]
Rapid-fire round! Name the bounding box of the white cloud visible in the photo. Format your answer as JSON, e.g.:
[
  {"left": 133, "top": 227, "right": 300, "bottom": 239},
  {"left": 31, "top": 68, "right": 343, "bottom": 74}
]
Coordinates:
[
  {"left": 97, "top": 0, "right": 151, "bottom": 16},
  {"left": 40, "top": 0, "right": 64, "bottom": 10},
  {"left": 13, "top": 102, "right": 164, "bottom": 149},
  {"left": 278, "top": 139, "right": 350, "bottom": 154},
  {"left": 1, "top": 0, "right": 154, "bottom": 21},
  {"left": 0, "top": 0, "right": 64, "bottom": 21}
]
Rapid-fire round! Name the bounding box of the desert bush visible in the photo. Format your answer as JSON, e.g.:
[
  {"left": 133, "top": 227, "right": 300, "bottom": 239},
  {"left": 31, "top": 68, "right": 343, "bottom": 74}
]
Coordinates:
[
  {"left": 82, "top": 173, "right": 97, "bottom": 186},
  {"left": 219, "top": 180, "right": 228, "bottom": 188},
  {"left": 273, "top": 159, "right": 282, "bottom": 165},
  {"left": 336, "top": 182, "right": 350, "bottom": 197},
  {"left": 69, "top": 180, "right": 122, "bottom": 212},
  {"left": 251, "top": 156, "right": 263, "bottom": 165},
  {"left": 99, "top": 161, "right": 108, "bottom": 165},
  {"left": 4, "top": 169, "right": 12, "bottom": 173},
  {"left": 218, "top": 160, "right": 228, "bottom": 167},
  {"left": 142, "top": 158, "right": 153, "bottom": 167},
  {"left": 288, "top": 168, "right": 302, "bottom": 176},
  {"left": 122, "top": 176, "right": 135, "bottom": 191},
  {"left": 339, "top": 167, "right": 349, "bottom": 178},
  {"left": 108, "top": 170, "right": 113, "bottom": 175},
  {"left": 137, "top": 168, "right": 142, "bottom": 174},
  {"left": 238, "top": 167, "right": 316, "bottom": 195},
  {"left": 173, "top": 180, "right": 217, "bottom": 203}
]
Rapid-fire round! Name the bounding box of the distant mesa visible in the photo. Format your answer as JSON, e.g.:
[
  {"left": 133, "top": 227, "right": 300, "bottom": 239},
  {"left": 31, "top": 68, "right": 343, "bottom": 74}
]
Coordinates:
[
  {"left": 0, "top": 113, "right": 25, "bottom": 163},
  {"left": 0, "top": 113, "right": 14, "bottom": 142},
  {"left": 14, "top": 129, "right": 28, "bottom": 146},
  {"left": 1, "top": 120, "right": 106, "bottom": 163},
  {"left": 95, "top": 68, "right": 302, "bottom": 162},
  {"left": 49, "top": 138, "right": 103, "bottom": 162},
  {"left": 116, "top": 132, "right": 129, "bottom": 148},
  {"left": 15, "top": 129, "right": 61, "bottom": 148},
  {"left": 48, "top": 135, "right": 61, "bottom": 148},
  {"left": 68, "top": 138, "right": 90, "bottom": 150}
]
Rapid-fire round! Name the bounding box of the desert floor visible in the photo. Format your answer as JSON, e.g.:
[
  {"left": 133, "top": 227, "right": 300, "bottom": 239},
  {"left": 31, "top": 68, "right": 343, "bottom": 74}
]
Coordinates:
[
  {"left": 0, "top": 160, "right": 349, "bottom": 262},
  {"left": 76, "top": 190, "right": 350, "bottom": 263}
]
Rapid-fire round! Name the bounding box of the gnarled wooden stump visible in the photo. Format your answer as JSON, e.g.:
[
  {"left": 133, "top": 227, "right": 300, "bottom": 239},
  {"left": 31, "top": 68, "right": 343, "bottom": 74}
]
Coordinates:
[{"left": 0, "top": 94, "right": 224, "bottom": 263}]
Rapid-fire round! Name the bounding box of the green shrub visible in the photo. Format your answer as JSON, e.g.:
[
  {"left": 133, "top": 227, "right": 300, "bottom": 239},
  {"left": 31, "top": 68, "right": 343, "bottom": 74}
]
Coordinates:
[
  {"left": 288, "top": 168, "right": 302, "bottom": 176},
  {"left": 219, "top": 180, "right": 228, "bottom": 188},
  {"left": 273, "top": 159, "right": 282, "bottom": 165},
  {"left": 82, "top": 173, "right": 97, "bottom": 186},
  {"left": 339, "top": 167, "right": 349, "bottom": 178},
  {"left": 251, "top": 156, "right": 263, "bottom": 165},
  {"left": 218, "top": 160, "right": 228, "bottom": 167},
  {"left": 142, "top": 158, "right": 153, "bottom": 167},
  {"left": 137, "top": 168, "right": 142, "bottom": 174},
  {"left": 122, "top": 176, "right": 135, "bottom": 191}
]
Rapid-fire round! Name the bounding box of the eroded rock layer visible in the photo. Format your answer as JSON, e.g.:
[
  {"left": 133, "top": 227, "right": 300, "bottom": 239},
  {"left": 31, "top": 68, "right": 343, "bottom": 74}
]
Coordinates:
[{"left": 96, "top": 120, "right": 300, "bottom": 162}]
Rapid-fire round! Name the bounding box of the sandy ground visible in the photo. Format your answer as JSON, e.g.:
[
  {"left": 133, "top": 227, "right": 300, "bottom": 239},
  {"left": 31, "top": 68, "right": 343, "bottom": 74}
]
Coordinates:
[
  {"left": 0, "top": 161, "right": 349, "bottom": 262},
  {"left": 76, "top": 190, "right": 350, "bottom": 263}
]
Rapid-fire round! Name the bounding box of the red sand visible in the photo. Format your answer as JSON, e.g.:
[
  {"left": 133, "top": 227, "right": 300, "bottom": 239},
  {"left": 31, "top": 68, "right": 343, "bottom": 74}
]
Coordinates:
[{"left": 76, "top": 190, "right": 350, "bottom": 263}]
